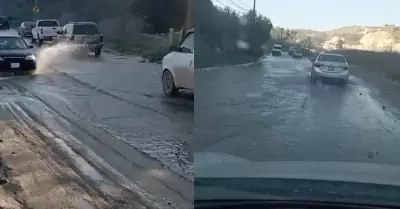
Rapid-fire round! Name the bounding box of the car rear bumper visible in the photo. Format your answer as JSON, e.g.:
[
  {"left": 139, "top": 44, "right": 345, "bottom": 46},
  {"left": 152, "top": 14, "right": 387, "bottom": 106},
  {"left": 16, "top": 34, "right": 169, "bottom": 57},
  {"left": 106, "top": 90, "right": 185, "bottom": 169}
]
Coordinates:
[
  {"left": 39, "top": 36, "right": 57, "bottom": 41},
  {"left": 272, "top": 51, "right": 281, "bottom": 56},
  {"left": 74, "top": 43, "right": 103, "bottom": 51},
  {"left": 313, "top": 67, "right": 349, "bottom": 80}
]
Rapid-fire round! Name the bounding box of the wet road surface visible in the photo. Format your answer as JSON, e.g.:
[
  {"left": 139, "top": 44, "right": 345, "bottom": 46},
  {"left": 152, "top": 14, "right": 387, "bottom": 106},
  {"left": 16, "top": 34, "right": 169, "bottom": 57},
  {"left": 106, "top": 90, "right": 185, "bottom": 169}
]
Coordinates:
[
  {"left": 195, "top": 53, "right": 400, "bottom": 165},
  {"left": 0, "top": 30, "right": 193, "bottom": 208}
]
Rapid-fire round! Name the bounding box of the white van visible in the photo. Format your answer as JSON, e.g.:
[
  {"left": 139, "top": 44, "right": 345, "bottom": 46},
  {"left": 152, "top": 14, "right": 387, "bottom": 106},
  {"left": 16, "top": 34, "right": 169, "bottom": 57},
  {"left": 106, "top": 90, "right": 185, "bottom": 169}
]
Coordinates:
[{"left": 272, "top": 44, "right": 282, "bottom": 56}]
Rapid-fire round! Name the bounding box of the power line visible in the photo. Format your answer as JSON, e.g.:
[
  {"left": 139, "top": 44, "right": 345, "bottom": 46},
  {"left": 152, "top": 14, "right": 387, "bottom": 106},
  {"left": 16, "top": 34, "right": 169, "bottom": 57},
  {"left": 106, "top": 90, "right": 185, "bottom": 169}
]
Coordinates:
[
  {"left": 233, "top": 0, "right": 252, "bottom": 9},
  {"left": 214, "top": 0, "right": 229, "bottom": 8},
  {"left": 226, "top": 0, "right": 250, "bottom": 11}
]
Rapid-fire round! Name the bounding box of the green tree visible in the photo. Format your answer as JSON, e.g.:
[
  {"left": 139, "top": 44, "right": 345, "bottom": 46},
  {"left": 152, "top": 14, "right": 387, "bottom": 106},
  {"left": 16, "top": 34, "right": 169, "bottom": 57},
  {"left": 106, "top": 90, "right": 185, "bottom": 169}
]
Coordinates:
[{"left": 195, "top": 0, "right": 273, "bottom": 68}]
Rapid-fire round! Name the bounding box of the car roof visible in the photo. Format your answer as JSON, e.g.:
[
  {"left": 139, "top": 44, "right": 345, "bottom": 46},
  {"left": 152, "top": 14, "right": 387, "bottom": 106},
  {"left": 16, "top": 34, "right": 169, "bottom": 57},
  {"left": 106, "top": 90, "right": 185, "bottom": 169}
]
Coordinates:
[
  {"left": 37, "top": 19, "right": 58, "bottom": 22},
  {"left": 70, "top": 21, "right": 97, "bottom": 25},
  {"left": 318, "top": 52, "right": 344, "bottom": 57},
  {"left": 0, "top": 34, "right": 23, "bottom": 38}
]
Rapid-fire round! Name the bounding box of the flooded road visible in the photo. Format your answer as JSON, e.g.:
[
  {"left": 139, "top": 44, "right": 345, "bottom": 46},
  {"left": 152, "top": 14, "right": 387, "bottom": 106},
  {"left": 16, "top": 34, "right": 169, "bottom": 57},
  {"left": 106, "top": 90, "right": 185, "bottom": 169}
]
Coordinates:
[
  {"left": 195, "top": 53, "right": 400, "bottom": 165},
  {"left": 0, "top": 30, "right": 193, "bottom": 209}
]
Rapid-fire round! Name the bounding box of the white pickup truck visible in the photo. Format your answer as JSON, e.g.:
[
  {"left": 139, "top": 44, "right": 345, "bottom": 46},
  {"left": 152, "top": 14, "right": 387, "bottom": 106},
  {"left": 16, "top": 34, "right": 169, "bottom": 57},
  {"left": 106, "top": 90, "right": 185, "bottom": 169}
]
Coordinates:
[{"left": 31, "top": 19, "right": 61, "bottom": 46}]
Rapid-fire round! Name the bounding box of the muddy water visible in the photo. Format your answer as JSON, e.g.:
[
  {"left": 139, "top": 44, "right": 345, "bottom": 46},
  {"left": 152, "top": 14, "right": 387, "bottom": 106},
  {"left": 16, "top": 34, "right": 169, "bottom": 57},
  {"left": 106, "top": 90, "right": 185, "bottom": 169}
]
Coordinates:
[{"left": 195, "top": 54, "right": 400, "bottom": 165}]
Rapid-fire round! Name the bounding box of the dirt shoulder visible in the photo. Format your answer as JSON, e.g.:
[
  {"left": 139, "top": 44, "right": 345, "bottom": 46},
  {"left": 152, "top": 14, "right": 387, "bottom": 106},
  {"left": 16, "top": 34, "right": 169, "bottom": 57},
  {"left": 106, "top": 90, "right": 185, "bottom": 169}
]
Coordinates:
[
  {"left": 0, "top": 120, "right": 113, "bottom": 209},
  {"left": 351, "top": 65, "right": 400, "bottom": 116}
]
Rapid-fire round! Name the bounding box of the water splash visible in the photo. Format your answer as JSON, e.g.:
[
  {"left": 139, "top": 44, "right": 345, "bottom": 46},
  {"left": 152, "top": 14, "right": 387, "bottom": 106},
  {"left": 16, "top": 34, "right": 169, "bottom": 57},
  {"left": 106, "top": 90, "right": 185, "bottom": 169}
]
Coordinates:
[{"left": 35, "top": 43, "right": 78, "bottom": 74}]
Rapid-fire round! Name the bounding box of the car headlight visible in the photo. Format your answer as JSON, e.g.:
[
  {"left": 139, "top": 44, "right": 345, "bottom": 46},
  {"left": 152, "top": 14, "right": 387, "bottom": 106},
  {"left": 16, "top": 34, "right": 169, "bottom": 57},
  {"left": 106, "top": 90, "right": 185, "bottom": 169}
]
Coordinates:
[{"left": 25, "top": 55, "right": 36, "bottom": 61}]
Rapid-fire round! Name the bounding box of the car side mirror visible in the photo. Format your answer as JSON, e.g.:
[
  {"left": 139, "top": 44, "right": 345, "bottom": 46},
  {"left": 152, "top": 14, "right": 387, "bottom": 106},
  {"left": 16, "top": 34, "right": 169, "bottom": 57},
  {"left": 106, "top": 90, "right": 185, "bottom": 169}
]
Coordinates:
[
  {"left": 169, "top": 45, "right": 181, "bottom": 52},
  {"left": 29, "top": 45, "right": 34, "bottom": 49}
]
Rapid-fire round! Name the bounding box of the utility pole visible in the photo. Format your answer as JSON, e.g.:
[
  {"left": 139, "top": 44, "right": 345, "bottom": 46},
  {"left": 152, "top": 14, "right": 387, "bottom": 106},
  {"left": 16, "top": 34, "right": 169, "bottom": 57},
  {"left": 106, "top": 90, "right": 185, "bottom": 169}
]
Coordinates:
[
  {"left": 253, "top": 0, "right": 256, "bottom": 23},
  {"left": 186, "top": 0, "right": 194, "bottom": 30}
]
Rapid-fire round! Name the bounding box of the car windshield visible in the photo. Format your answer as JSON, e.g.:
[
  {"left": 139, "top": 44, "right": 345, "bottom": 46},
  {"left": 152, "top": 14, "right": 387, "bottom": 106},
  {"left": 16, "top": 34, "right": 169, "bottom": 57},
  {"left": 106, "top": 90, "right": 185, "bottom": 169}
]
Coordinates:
[
  {"left": 318, "top": 54, "right": 346, "bottom": 63},
  {"left": 0, "top": 37, "right": 28, "bottom": 50},
  {"left": 37, "top": 21, "right": 59, "bottom": 27},
  {"left": 73, "top": 24, "right": 100, "bottom": 34},
  {"left": 24, "top": 22, "right": 35, "bottom": 27}
]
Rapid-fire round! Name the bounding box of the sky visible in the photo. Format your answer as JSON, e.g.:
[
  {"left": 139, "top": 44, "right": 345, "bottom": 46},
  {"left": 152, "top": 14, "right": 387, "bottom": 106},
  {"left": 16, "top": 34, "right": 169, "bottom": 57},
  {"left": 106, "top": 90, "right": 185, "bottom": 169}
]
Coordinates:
[{"left": 212, "top": 0, "right": 399, "bottom": 31}]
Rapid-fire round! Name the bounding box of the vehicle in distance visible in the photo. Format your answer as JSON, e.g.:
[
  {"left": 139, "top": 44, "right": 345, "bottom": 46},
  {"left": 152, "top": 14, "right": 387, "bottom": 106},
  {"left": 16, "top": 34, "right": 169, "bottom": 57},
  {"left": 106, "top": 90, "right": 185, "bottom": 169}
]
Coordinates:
[
  {"left": 55, "top": 21, "right": 103, "bottom": 57},
  {"left": 18, "top": 21, "right": 35, "bottom": 37},
  {"left": 292, "top": 49, "right": 303, "bottom": 58},
  {"left": 0, "top": 16, "right": 10, "bottom": 30},
  {"left": 288, "top": 46, "right": 295, "bottom": 55},
  {"left": 311, "top": 53, "right": 349, "bottom": 86},
  {"left": 0, "top": 35, "right": 36, "bottom": 76},
  {"left": 31, "top": 19, "right": 61, "bottom": 46},
  {"left": 162, "top": 28, "right": 194, "bottom": 97},
  {"left": 272, "top": 44, "right": 282, "bottom": 56}
]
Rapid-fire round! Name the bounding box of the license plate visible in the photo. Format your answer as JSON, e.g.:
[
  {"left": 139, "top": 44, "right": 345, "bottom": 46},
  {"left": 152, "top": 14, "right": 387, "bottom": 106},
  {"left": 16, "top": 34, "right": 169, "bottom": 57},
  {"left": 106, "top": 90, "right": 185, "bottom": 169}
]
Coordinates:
[
  {"left": 328, "top": 66, "right": 335, "bottom": 71},
  {"left": 10, "top": 63, "right": 20, "bottom": 68}
]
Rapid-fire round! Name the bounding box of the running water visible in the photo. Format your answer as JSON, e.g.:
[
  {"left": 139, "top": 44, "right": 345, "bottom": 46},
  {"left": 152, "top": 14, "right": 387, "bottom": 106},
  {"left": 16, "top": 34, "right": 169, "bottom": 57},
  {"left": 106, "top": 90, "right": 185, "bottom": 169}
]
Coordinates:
[{"left": 35, "top": 43, "right": 78, "bottom": 74}]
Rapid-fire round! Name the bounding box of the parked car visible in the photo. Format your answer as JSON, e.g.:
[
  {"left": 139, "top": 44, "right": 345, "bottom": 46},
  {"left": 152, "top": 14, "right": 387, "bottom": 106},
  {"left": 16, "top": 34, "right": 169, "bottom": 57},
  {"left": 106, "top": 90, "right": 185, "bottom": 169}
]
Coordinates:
[
  {"left": 18, "top": 21, "right": 35, "bottom": 37},
  {"left": 54, "top": 21, "right": 103, "bottom": 56},
  {"left": 310, "top": 53, "right": 349, "bottom": 86},
  {"left": 0, "top": 35, "right": 36, "bottom": 76},
  {"left": 292, "top": 49, "right": 303, "bottom": 58},
  {"left": 31, "top": 19, "right": 62, "bottom": 46},
  {"left": 161, "top": 28, "right": 194, "bottom": 97},
  {"left": 272, "top": 44, "right": 282, "bottom": 56},
  {"left": 0, "top": 16, "right": 10, "bottom": 30}
]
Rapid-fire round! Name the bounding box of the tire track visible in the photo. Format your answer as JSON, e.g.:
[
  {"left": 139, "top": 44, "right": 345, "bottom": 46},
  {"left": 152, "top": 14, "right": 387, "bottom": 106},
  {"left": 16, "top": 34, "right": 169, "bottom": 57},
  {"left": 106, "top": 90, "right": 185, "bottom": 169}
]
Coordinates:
[{"left": 52, "top": 69, "right": 190, "bottom": 122}]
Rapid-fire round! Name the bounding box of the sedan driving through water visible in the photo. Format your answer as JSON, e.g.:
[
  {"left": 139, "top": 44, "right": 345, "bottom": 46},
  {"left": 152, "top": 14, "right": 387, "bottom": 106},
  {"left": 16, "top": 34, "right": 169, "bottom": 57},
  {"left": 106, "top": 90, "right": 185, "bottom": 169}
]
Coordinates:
[{"left": 0, "top": 35, "right": 36, "bottom": 76}]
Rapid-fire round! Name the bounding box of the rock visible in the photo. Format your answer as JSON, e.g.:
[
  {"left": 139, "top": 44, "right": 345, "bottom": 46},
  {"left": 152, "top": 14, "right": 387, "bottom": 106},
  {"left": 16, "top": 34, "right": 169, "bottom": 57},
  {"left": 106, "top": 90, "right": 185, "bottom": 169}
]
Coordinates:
[
  {"left": 359, "top": 93, "right": 362, "bottom": 95},
  {"left": 382, "top": 105, "right": 387, "bottom": 110}
]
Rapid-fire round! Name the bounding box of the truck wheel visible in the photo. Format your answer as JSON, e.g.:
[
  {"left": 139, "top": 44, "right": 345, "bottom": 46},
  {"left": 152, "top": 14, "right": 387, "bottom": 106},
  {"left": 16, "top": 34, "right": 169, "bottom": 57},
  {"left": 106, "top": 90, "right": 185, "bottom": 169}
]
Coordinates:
[{"left": 94, "top": 48, "right": 101, "bottom": 57}]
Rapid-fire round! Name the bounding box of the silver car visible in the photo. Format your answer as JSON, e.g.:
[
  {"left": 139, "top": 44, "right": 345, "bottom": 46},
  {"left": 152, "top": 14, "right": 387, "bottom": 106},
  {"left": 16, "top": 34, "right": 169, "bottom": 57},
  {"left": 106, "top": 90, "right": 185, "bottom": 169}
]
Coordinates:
[
  {"left": 310, "top": 53, "right": 349, "bottom": 85},
  {"left": 292, "top": 49, "right": 302, "bottom": 58},
  {"left": 55, "top": 21, "right": 103, "bottom": 56}
]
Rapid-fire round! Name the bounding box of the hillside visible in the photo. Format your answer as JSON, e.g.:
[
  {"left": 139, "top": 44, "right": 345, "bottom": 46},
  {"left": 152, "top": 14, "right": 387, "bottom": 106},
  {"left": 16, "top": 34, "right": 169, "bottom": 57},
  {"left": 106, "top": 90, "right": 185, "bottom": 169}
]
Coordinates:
[{"left": 289, "top": 25, "right": 400, "bottom": 52}]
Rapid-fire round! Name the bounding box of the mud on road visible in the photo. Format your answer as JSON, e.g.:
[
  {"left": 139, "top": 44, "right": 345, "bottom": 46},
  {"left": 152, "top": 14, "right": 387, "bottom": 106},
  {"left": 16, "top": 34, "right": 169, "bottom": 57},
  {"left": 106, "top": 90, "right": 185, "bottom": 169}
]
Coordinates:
[
  {"left": 0, "top": 29, "right": 194, "bottom": 209},
  {"left": 0, "top": 119, "right": 144, "bottom": 209}
]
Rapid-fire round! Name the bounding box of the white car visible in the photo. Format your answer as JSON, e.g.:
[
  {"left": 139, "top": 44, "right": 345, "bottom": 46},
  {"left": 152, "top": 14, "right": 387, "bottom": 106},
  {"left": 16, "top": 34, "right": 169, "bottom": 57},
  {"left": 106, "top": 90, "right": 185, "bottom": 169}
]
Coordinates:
[
  {"left": 272, "top": 44, "right": 282, "bottom": 56},
  {"left": 161, "top": 28, "right": 194, "bottom": 96},
  {"left": 32, "top": 19, "right": 62, "bottom": 46},
  {"left": 311, "top": 53, "right": 349, "bottom": 86},
  {"left": 292, "top": 49, "right": 303, "bottom": 58}
]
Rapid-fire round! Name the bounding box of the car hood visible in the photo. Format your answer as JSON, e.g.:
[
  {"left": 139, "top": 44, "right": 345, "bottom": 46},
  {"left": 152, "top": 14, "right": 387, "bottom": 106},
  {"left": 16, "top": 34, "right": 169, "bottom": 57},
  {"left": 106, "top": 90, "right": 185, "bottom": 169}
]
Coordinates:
[
  {"left": 0, "top": 49, "right": 32, "bottom": 57},
  {"left": 195, "top": 152, "right": 400, "bottom": 186}
]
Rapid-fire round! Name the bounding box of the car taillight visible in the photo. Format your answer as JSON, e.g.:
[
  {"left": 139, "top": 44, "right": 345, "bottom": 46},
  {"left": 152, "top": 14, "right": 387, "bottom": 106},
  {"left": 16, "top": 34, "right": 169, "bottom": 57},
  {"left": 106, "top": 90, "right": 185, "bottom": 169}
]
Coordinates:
[
  {"left": 343, "top": 67, "right": 348, "bottom": 70},
  {"left": 40, "top": 28, "right": 43, "bottom": 34}
]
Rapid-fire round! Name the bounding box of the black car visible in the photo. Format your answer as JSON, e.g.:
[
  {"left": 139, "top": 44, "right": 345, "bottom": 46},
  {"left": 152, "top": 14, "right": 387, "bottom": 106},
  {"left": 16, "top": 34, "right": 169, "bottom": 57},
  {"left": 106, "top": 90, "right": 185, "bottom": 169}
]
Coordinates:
[
  {"left": 0, "top": 16, "right": 10, "bottom": 30},
  {"left": 18, "top": 21, "right": 35, "bottom": 37},
  {"left": 0, "top": 35, "right": 36, "bottom": 75}
]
